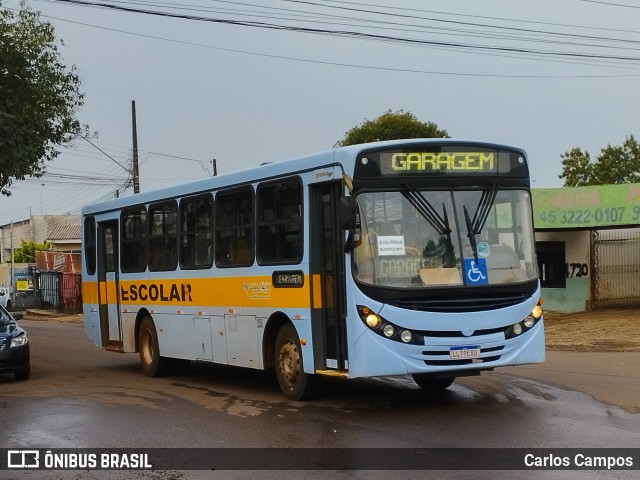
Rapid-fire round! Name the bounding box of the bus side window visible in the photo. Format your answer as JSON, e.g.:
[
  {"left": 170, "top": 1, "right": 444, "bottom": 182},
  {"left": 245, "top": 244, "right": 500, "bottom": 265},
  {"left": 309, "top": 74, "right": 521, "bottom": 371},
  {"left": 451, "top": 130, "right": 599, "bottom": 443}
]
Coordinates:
[
  {"left": 215, "top": 187, "right": 254, "bottom": 267},
  {"left": 256, "top": 178, "right": 303, "bottom": 265},
  {"left": 121, "top": 207, "right": 147, "bottom": 273},
  {"left": 84, "top": 216, "right": 97, "bottom": 275},
  {"left": 148, "top": 201, "right": 178, "bottom": 272},
  {"left": 179, "top": 194, "right": 213, "bottom": 269}
]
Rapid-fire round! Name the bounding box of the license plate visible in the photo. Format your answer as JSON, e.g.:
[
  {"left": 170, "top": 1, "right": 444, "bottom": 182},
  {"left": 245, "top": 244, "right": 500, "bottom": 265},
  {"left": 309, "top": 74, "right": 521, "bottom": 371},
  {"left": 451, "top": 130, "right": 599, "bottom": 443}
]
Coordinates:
[{"left": 449, "top": 346, "right": 481, "bottom": 359}]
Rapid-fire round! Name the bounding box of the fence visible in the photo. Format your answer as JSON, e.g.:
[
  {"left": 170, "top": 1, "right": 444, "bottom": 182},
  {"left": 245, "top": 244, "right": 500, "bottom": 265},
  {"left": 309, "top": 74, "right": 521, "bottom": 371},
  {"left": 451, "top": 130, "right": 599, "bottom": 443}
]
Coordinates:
[
  {"left": 13, "top": 271, "right": 82, "bottom": 313},
  {"left": 593, "top": 229, "right": 640, "bottom": 307}
]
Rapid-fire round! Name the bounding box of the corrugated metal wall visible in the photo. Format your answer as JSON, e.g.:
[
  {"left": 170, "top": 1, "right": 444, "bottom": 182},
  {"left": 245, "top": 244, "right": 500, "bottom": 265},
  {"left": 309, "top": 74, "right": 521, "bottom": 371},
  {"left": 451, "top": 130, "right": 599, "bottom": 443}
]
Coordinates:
[{"left": 593, "top": 229, "right": 640, "bottom": 307}]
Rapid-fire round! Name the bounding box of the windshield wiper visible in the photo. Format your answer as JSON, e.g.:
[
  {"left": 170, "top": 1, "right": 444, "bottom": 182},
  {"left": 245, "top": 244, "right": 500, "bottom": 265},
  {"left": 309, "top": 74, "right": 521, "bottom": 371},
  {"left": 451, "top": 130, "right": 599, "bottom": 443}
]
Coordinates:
[
  {"left": 464, "top": 183, "right": 498, "bottom": 260},
  {"left": 401, "top": 183, "right": 451, "bottom": 236},
  {"left": 463, "top": 205, "right": 478, "bottom": 260},
  {"left": 402, "top": 183, "right": 456, "bottom": 266}
]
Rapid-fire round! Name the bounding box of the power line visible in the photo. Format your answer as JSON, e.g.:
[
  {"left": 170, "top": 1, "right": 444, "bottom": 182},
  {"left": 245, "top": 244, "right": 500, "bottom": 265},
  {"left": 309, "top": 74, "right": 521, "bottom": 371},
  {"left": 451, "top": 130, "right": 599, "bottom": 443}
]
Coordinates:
[
  {"left": 69, "top": 0, "right": 640, "bottom": 51},
  {"left": 578, "top": 0, "right": 640, "bottom": 8},
  {"left": 278, "top": 0, "right": 640, "bottom": 47},
  {"left": 78, "top": 135, "right": 132, "bottom": 175},
  {"left": 29, "top": 12, "right": 640, "bottom": 78},
  {"left": 43, "top": 0, "right": 640, "bottom": 63}
]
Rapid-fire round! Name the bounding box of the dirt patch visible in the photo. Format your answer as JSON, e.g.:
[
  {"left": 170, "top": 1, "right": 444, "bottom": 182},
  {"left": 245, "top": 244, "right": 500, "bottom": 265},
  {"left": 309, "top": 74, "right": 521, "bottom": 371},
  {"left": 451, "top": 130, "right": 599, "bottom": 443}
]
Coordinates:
[
  {"left": 544, "top": 308, "right": 640, "bottom": 352},
  {"left": 22, "top": 309, "right": 83, "bottom": 324}
]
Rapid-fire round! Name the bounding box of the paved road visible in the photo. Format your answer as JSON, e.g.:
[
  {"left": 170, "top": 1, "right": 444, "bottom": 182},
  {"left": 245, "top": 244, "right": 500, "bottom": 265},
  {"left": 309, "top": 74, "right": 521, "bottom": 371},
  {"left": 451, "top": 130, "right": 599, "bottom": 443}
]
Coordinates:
[
  {"left": 1, "top": 320, "right": 638, "bottom": 479},
  {"left": 499, "top": 351, "right": 640, "bottom": 413}
]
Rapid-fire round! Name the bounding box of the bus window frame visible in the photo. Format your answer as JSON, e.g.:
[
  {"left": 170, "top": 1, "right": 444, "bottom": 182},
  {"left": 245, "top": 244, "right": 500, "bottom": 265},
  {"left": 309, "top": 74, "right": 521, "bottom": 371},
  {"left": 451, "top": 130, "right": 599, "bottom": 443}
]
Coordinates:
[
  {"left": 120, "top": 205, "right": 148, "bottom": 273},
  {"left": 84, "top": 216, "right": 97, "bottom": 276},
  {"left": 179, "top": 193, "right": 214, "bottom": 270},
  {"left": 148, "top": 200, "right": 179, "bottom": 272},
  {"left": 215, "top": 186, "right": 255, "bottom": 268},
  {"left": 256, "top": 176, "right": 304, "bottom": 266}
]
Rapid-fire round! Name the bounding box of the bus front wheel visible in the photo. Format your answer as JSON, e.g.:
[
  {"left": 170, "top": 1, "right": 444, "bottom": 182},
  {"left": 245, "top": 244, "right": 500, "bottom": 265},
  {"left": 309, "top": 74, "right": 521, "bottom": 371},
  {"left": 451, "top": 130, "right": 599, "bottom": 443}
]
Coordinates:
[
  {"left": 275, "top": 324, "right": 319, "bottom": 400},
  {"left": 139, "top": 316, "right": 170, "bottom": 377},
  {"left": 412, "top": 374, "right": 455, "bottom": 391}
]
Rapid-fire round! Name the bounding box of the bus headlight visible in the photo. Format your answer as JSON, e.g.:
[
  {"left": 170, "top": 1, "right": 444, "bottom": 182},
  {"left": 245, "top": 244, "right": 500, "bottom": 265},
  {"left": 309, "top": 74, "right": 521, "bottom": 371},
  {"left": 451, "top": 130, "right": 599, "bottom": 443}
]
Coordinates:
[
  {"left": 531, "top": 305, "right": 543, "bottom": 319},
  {"left": 357, "top": 305, "right": 424, "bottom": 345},
  {"left": 366, "top": 314, "right": 381, "bottom": 328},
  {"left": 400, "top": 330, "right": 413, "bottom": 343},
  {"left": 505, "top": 304, "right": 543, "bottom": 339}
]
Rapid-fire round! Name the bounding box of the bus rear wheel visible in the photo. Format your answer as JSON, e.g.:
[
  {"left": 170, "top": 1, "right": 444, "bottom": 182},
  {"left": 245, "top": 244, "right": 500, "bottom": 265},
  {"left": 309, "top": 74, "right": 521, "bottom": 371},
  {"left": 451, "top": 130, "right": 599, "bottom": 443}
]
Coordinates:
[
  {"left": 275, "top": 324, "right": 319, "bottom": 400},
  {"left": 412, "top": 374, "right": 455, "bottom": 391},
  {"left": 139, "top": 316, "right": 170, "bottom": 377}
]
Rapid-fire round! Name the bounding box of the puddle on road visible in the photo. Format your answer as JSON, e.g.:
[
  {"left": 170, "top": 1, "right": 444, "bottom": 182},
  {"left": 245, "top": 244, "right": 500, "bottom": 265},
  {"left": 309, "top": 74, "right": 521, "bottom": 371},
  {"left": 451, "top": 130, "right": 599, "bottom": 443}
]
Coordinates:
[
  {"left": 83, "top": 386, "right": 174, "bottom": 410},
  {"left": 169, "top": 382, "right": 271, "bottom": 417}
]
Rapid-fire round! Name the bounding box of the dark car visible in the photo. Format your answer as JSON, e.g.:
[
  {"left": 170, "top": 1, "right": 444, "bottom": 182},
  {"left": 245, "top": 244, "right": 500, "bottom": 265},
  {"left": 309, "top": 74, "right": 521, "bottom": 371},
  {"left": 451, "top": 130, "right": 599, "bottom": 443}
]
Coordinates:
[{"left": 0, "top": 306, "right": 30, "bottom": 380}]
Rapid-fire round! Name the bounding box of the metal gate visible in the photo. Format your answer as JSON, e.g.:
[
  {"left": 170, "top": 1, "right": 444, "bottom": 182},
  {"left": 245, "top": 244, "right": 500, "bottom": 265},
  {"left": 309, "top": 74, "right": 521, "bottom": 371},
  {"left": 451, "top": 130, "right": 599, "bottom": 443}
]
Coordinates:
[
  {"left": 593, "top": 229, "right": 640, "bottom": 307},
  {"left": 60, "top": 273, "right": 82, "bottom": 313},
  {"left": 34, "top": 271, "right": 82, "bottom": 313},
  {"left": 39, "top": 271, "right": 59, "bottom": 309}
]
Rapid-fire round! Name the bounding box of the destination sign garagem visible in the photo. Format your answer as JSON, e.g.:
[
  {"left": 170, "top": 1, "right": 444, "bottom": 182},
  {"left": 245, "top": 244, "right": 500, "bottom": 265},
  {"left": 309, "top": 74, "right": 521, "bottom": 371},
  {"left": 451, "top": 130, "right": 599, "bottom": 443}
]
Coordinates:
[
  {"left": 354, "top": 146, "right": 527, "bottom": 178},
  {"left": 391, "top": 152, "right": 494, "bottom": 172}
]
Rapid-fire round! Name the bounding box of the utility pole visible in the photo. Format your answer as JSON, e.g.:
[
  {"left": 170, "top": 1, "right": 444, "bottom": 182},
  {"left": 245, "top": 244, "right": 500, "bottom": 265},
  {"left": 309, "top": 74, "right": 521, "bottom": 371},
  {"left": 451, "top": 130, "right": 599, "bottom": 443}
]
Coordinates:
[
  {"left": 10, "top": 221, "right": 14, "bottom": 306},
  {"left": 131, "top": 100, "right": 140, "bottom": 194},
  {"left": 212, "top": 158, "right": 217, "bottom": 177}
]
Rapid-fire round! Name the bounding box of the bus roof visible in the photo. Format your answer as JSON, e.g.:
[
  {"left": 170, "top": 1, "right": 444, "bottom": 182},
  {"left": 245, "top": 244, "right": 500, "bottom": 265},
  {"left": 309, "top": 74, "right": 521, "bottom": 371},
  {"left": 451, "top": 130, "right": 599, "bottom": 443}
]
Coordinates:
[{"left": 82, "top": 138, "right": 526, "bottom": 216}]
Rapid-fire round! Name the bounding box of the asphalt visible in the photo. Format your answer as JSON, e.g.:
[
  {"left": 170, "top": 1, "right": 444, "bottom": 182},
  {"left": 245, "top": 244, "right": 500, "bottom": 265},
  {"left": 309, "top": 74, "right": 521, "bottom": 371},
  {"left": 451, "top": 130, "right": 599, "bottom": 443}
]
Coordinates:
[
  {"left": 500, "top": 351, "right": 640, "bottom": 413},
  {"left": 16, "top": 308, "right": 640, "bottom": 413}
]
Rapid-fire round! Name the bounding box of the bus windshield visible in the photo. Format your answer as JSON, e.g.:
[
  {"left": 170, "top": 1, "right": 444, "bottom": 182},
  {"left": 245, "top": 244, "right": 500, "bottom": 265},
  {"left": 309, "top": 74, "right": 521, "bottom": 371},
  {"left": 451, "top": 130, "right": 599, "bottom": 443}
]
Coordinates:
[{"left": 353, "top": 188, "right": 538, "bottom": 288}]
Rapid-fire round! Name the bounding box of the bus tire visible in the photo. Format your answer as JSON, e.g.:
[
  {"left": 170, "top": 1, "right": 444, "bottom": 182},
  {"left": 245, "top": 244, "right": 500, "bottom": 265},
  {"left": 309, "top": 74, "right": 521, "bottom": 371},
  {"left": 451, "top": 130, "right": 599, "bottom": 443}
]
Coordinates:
[
  {"left": 139, "top": 316, "right": 170, "bottom": 377},
  {"left": 412, "top": 374, "right": 455, "bottom": 391},
  {"left": 275, "top": 324, "right": 319, "bottom": 400}
]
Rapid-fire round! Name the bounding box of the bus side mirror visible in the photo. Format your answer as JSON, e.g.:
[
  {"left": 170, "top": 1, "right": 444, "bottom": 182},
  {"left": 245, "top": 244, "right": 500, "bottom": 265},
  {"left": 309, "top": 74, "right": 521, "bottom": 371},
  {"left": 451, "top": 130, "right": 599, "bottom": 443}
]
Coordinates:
[{"left": 338, "top": 196, "right": 353, "bottom": 230}]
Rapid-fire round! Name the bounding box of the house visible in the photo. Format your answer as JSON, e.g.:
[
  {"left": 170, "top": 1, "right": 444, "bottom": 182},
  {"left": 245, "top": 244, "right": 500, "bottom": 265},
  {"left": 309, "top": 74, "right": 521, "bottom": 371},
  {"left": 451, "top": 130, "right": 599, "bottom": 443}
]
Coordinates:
[
  {"left": 0, "top": 215, "right": 80, "bottom": 263},
  {"left": 533, "top": 184, "right": 640, "bottom": 312},
  {"left": 45, "top": 223, "right": 81, "bottom": 253},
  {"left": 0, "top": 215, "right": 81, "bottom": 297}
]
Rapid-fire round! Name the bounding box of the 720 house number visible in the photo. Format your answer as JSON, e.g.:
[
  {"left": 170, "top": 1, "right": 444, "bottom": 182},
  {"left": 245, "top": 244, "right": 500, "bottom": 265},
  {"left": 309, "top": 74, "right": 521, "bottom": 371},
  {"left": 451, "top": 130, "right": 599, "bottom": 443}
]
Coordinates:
[{"left": 566, "top": 263, "right": 588, "bottom": 278}]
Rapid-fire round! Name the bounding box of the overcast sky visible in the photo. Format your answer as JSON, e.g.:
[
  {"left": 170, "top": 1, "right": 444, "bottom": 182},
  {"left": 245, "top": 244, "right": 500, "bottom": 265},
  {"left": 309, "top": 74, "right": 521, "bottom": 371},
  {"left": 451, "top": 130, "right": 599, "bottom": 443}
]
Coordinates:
[{"left": 2, "top": 0, "right": 640, "bottom": 227}]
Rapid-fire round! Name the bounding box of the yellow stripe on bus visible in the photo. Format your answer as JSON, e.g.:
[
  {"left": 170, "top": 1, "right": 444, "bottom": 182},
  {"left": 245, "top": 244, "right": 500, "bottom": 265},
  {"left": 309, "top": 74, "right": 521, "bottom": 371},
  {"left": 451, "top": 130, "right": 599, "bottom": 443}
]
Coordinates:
[
  {"left": 83, "top": 282, "right": 99, "bottom": 305},
  {"left": 312, "top": 274, "right": 322, "bottom": 309},
  {"left": 83, "top": 275, "right": 315, "bottom": 309}
]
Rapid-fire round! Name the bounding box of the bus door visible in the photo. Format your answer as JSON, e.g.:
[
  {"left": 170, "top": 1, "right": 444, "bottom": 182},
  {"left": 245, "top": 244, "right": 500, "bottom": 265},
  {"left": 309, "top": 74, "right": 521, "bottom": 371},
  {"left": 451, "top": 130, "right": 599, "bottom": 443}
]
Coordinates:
[
  {"left": 97, "top": 220, "right": 123, "bottom": 351},
  {"left": 309, "top": 181, "right": 348, "bottom": 373}
]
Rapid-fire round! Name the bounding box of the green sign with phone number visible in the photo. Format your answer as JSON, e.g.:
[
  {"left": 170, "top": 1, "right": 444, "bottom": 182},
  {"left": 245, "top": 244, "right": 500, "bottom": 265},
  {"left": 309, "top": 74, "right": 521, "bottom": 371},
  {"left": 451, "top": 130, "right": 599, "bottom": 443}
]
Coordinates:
[{"left": 532, "top": 183, "right": 640, "bottom": 229}]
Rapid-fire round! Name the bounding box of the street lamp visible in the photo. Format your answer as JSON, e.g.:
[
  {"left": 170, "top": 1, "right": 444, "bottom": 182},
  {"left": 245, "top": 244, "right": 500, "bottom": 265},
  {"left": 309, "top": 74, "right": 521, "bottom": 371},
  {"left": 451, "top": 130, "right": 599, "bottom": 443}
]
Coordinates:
[{"left": 40, "top": 183, "right": 45, "bottom": 215}]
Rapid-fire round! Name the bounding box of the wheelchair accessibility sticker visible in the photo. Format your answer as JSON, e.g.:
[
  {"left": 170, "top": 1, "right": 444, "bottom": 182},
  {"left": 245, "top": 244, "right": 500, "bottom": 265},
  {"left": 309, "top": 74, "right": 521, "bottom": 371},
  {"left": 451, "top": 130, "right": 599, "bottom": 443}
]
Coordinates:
[{"left": 464, "top": 258, "right": 488, "bottom": 285}]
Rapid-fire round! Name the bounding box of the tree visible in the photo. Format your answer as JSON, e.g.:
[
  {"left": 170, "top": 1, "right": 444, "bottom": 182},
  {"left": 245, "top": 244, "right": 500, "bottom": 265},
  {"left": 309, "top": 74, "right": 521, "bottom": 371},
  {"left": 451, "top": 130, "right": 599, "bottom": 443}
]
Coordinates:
[
  {"left": 0, "top": 1, "right": 85, "bottom": 196},
  {"left": 592, "top": 135, "right": 640, "bottom": 185},
  {"left": 335, "top": 109, "right": 448, "bottom": 147},
  {"left": 559, "top": 147, "right": 594, "bottom": 187},
  {"left": 13, "top": 240, "right": 50, "bottom": 263},
  {"left": 559, "top": 135, "right": 640, "bottom": 186}
]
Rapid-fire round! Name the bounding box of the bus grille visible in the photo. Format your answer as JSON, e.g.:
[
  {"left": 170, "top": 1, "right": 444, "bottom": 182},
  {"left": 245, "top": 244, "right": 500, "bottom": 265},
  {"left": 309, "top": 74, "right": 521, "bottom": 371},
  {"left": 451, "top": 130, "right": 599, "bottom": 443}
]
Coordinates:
[
  {"left": 416, "top": 327, "right": 505, "bottom": 338},
  {"left": 387, "top": 294, "right": 528, "bottom": 312}
]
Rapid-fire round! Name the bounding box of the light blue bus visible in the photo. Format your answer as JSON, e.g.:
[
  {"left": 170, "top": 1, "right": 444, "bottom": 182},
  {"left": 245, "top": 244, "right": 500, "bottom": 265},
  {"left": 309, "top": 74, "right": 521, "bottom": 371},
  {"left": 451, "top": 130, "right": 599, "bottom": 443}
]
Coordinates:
[{"left": 82, "top": 139, "right": 544, "bottom": 400}]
